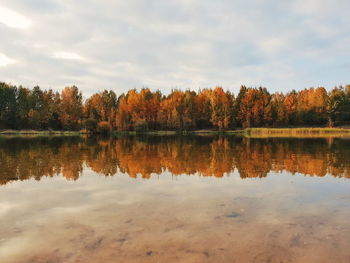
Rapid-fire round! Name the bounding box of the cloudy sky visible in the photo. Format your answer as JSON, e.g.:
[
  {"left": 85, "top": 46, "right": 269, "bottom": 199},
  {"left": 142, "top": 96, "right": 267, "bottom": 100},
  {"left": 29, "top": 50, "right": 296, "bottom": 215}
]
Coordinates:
[{"left": 0, "top": 0, "right": 349, "bottom": 96}]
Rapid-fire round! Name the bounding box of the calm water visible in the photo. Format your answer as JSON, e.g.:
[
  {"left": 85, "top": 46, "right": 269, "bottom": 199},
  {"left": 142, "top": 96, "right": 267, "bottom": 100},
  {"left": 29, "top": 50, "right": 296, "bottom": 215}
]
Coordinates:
[{"left": 0, "top": 136, "right": 349, "bottom": 263}]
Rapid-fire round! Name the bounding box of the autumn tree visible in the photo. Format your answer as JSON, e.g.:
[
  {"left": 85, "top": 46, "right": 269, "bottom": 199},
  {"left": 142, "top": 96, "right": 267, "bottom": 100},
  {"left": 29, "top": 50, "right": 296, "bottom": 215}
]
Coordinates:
[
  {"left": 59, "top": 86, "right": 83, "bottom": 130},
  {"left": 209, "top": 87, "right": 234, "bottom": 130},
  {"left": 271, "top": 93, "right": 286, "bottom": 126},
  {"left": 296, "top": 87, "right": 328, "bottom": 125},
  {"left": 233, "top": 86, "right": 247, "bottom": 127},
  {"left": 238, "top": 87, "right": 272, "bottom": 128},
  {"left": 159, "top": 90, "right": 186, "bottom": 130},
  {"left": 283, "top": 90, "right": 298, "bottom": 125},
  {"left": 115, "top": 93, "right": 131, "bottom": 130},
  {"left": 84, "top": 90, "right": 117, "bottom": 132},
  {"left": 195, "top": 89, "right": 212, "bottom": 129}
]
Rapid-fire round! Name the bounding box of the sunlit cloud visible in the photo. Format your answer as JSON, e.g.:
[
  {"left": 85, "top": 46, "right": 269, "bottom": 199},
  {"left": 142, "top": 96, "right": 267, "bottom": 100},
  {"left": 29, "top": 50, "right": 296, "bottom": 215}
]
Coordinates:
[
  {"left": 0, "top": 53, "right": 15, "bottom": 67},
  {"left": 0, "top": 5, "right": 31, "bottom": 29}
]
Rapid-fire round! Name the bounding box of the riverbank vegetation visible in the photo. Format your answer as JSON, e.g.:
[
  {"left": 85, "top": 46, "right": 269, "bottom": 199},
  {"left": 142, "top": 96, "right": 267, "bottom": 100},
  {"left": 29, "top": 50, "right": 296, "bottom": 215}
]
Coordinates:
[
  {"left": 244, "top": 127, "right": 350, "bottom": 137},
  {"left": 1, "top": 82, "right": 350, "bottom": 132}
]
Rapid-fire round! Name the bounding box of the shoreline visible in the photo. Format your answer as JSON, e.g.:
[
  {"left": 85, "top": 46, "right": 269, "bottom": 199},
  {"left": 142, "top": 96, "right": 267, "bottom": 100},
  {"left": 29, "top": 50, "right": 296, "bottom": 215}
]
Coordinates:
[
  {"left": 0, "top": 130, "right": 88, "bottom": 136},
  {"left": 1, "top": 127, "right": 350, "bottom": 138}
]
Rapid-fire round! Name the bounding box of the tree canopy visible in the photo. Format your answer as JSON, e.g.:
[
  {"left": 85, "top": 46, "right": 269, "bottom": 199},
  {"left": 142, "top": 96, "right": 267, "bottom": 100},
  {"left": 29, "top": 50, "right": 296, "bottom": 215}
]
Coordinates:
[{"left": 1, "top": 82, "right": 350, "bottom": 131}]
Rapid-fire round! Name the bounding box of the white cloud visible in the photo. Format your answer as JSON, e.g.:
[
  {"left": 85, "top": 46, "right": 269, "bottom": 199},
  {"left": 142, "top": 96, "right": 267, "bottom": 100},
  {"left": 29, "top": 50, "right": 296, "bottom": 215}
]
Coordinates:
[
  {"left": 52, "top": 51, "right": 84, "bottom": 61},
  {"left": 0, "top": 53, "right": 15, "bottom": 67},
  {"left": 259, "top": 36, "right": 287, "bottom": 54},
  {"left": 0, "top": 5, "right": 31, "bottom": 29},
  {"left": 0, "top": 0, "right": 349, "bottom": 95}
]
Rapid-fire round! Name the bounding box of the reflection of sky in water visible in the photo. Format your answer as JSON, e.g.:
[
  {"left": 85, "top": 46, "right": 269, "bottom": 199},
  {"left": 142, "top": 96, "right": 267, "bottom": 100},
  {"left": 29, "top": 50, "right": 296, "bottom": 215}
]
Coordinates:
[
  {"left": 1, "top": 168, "right": 350, "bottom": 262},
  {"left": 0, "top": 137, "right": 350, "bottom": 262}
]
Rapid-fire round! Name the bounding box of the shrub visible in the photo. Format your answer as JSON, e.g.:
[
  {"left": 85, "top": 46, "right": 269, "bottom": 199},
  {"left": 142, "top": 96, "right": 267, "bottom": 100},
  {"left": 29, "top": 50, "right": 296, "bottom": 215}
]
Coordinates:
[
  {"left": 97, "top": 121, "right": 111, "bottom": 134},
  {"left": 134, "top": 120, "right": 148, "bottom": 132},
  {"left": 85, "top": 119, "right": 98, "bottom": 133}
]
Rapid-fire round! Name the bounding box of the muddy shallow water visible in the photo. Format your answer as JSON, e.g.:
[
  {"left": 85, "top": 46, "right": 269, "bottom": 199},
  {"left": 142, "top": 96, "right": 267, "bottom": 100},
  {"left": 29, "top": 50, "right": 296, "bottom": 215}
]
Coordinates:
[{"left": 0, "top": 136, "right": 349, "bottom": 263}]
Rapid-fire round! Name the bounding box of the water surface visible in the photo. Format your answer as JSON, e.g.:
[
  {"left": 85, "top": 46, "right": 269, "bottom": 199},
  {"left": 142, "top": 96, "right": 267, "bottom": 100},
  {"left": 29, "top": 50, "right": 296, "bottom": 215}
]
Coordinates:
[{"left": 0, "top": 136, "right": 349, "bottom": 262}]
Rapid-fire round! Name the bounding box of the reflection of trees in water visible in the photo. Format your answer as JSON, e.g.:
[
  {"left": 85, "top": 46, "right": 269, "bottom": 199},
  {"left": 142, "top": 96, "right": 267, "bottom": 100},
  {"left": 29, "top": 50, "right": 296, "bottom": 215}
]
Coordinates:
[{"left": 0, "top": 136, "right": 349, "bottom": 185}]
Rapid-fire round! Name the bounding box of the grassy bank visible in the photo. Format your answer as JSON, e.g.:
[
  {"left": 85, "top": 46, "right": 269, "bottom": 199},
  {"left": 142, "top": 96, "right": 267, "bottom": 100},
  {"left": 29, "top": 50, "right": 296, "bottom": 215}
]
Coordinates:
[{"left": 244, "top": 127, "right": 350, "bottom": 138}]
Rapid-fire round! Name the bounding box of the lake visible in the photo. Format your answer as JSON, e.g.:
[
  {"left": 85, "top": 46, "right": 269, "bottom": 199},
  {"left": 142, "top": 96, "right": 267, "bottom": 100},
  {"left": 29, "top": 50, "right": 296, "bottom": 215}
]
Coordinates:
[{"left": 0, "top": 135, "right": 349, "bottom": 263}]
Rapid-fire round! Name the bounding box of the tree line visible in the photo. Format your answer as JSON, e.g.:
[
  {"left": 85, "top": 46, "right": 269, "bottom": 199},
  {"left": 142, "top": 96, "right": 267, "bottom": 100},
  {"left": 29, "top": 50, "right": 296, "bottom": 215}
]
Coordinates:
[{"left": 1, "top": 82, "right": 350, "bottom": 131}]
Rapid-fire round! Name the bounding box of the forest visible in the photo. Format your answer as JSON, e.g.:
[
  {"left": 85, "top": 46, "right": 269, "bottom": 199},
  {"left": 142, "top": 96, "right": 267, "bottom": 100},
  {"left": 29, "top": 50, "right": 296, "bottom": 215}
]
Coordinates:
[{"left": 0, "top": 82, "right": 350, "bottom": 131}]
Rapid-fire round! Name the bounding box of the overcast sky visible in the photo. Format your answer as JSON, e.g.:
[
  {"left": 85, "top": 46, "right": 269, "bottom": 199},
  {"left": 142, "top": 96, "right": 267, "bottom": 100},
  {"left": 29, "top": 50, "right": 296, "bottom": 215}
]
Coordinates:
[{"left": 0, "top": 0, "right": 350, "bottom": 96}]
